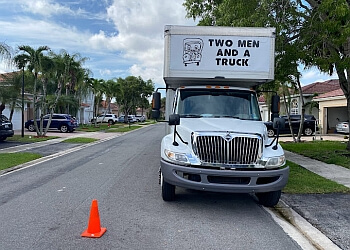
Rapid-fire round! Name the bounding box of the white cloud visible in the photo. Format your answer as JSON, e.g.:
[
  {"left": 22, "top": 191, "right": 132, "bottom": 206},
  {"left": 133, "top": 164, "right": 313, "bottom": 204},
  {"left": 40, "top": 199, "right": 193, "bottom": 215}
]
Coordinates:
[
  {"left": 21, "top": 0, "right": 74, "bottom": 17},
  {"left": 299, "top": 66, "right": 338, "bottom": 86},
  {"left": 100, "top": 0, "right": 196, "bottom": 84}
]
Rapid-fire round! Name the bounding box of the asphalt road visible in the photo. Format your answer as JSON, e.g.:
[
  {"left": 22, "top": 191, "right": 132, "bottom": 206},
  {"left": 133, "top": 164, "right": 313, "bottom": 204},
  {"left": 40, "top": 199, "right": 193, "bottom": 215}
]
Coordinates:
[{"left": 0, "top": 124, "right": 303, "bottom": 250}]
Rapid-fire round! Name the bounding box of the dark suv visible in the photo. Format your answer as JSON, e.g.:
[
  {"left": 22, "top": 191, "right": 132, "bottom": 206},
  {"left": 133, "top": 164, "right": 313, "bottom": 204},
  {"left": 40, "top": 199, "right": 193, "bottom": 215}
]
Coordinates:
[
  {"left": 25, "top": 114, "right": 78, "bottom": 133},
  {"left": 0, "top": 114, "right": 14, "bottom": 141},
  {"left": 265, "top": 114, "right": 317, "bottom": 137}
]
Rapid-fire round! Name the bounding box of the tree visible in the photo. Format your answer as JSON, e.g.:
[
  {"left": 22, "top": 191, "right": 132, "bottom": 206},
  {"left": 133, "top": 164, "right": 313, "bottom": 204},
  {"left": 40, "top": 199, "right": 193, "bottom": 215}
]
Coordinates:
[
  {"left": 115, "top": 76, "right": 154, "bottom": 121},
  {"left": 0, "top": 72, "right": 24, "bottom": 121},
  {"left": 0, "top": 42, "right": 12, "bottom": 66},
  {"left": 42, "top": 50, "right": 86, "bottom": 134},
  {"left": 87, "top": 78, "right": 105, "bottom": 126},
  {"left": 102, "top": 79, "right": 119, "bottom": 115},
  {"left": 298, "top": 0, "right": 350, "bottom": 149},
  {"left": 0, "top": 42, "right": 13, "bottom": 115},
  {"left": 15, "top": 45, "right": 50, "bottom": 136}
]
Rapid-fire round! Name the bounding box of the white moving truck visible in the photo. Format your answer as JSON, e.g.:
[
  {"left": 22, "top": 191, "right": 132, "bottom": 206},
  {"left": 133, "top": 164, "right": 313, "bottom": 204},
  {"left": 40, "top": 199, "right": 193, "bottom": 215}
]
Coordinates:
[{"left": 152, "top": 25, "right": 289, "bottom": 207}]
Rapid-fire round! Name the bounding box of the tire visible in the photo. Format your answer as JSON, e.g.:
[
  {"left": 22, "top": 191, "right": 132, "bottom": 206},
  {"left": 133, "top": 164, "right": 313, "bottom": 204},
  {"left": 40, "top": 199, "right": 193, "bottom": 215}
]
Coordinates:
[
  {"left": 60, "top": 125, "right": 69, "bottom": 133},
  {"left": 256, "top": 190, "right": 281, "bottom": 207},
  {"left": 267, "top": 129, "right": 275, "bottom": 137},
  {"left": 91, "top": 119, "right": 95, "bottom": 123},
  {"left": 161, "top": 173, "right": 175, "bottom": 201},
  {"left": 303, "top": 127, "right": 313, "bottom": 136},
  {"left": 28, "top": 124, "right": 35, "bottom": 132},
  {"left": 0, "top": 136, "right": 6, "bottom": 141}
]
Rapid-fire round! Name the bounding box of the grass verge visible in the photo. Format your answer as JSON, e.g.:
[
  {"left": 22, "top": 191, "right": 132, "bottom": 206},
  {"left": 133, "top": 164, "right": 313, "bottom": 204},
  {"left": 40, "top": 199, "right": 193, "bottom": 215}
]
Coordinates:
[
  {"left": 281, "top": 141, "right": 350, "bottom": 169},
  {"left": 62, "top": 137, "right": 98, "bottom": 143},
  {"left": 0, "top": 152, "right": 42, "bottom": 171},
  {"left": 6, "top": 134, "right": 59, "bottom": 142},
  {"left": 107, "top": 125, "right": 142, "bottom": 133},
  {"left": 283, "top": 161, "right": 350, "bottom": 194}
]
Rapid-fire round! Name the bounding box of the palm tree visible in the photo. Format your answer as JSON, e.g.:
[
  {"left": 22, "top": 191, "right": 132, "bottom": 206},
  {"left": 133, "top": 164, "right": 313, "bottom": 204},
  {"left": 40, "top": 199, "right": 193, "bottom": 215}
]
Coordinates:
[
  {"left": 103, "top": 79, "right": 118, "bottom": 114},
  {"left": 0, "top": 42, "right": 12, "bottom": 65},
  {"left": 0, "top": 42, "right": 13, "bottom": 115},
  {"left": 87, "top": 78, "right": 105, "bottom": 126},
  {"left": 15, "top": 45, "right": 50, "bottom": 136}
]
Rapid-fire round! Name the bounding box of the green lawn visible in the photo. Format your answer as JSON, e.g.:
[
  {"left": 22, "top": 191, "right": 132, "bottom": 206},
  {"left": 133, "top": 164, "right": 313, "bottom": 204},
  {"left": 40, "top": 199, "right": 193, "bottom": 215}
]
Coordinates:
[
  {"left": 0, "top": 152, "right": 42, "bottom": 171},
  {"left": 281, "top": 140, "right": 350, "bottom": 169},
  {"left": 6, "top": 134, "right": 59, "bottom": 142},
  {"left": 283, "top": 161, "right": 350, "bottom": 194},
  {"left": 62, "top": 137, "right": 98, "bottom": 143}
]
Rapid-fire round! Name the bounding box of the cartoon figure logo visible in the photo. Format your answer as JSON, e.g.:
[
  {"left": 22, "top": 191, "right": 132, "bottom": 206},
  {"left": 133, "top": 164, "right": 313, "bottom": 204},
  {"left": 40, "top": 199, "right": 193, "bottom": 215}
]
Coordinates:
[{"left": 183, "top": 38, "right": 203, "bottom": 66}]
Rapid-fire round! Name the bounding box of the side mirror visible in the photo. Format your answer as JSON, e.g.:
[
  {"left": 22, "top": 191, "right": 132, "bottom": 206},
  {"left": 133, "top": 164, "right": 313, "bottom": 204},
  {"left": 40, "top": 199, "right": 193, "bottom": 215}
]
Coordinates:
[
  {"left": 152, "top": 92, "right": 161, "bottom": 110},
  {"left": 273, "top": 117, "right": 285, "bottom": 129},
  {"left": 151, "top": 92, "right": 161, "bottom": 119},
  {"left": 152, "top": 110, "right": 160, "bottom": 120},
  {"left": 169, "top": 114, "right": 180, "bottom": 126},
  {"left": 271, "top": 95, "right": 280, "bottom": 121}
]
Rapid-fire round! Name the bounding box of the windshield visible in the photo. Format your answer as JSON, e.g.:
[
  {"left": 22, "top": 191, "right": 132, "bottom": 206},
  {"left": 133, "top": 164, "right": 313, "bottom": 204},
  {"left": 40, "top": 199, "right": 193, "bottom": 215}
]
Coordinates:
[{"left": 176, "top": 88, "right": 261, "bottom": 121}]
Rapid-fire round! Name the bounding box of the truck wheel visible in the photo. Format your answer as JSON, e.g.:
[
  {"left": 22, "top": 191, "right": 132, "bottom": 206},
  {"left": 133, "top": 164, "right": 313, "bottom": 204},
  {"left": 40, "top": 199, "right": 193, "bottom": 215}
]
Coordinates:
[
  {"left": 267, "top": 129, "right": 275, "bottom": 137},
  {"left": 161, "top": 173, "right": 175, "bottom": 201},
  {"left": 0, "top": 136, "right": 6, "bottom": 141},
  {"left": 256, "top": 190, "right": 281, "bottom": 207},
  {"left": 303, "top": 127, "right": 313, "bottom": 136}
]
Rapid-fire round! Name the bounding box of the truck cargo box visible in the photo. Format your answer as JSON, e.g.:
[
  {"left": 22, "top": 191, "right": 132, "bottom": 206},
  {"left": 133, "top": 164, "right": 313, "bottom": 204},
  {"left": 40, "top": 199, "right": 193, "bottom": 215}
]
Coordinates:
[{"left": 163, "top": 25, "right": 275, "bottom": 88}]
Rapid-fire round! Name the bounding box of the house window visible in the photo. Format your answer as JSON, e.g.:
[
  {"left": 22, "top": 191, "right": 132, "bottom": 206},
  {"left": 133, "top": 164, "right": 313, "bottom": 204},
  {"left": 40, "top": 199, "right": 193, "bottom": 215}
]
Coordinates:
[{"left": 291, "top": 99, "right": 299, "bottom": 115}]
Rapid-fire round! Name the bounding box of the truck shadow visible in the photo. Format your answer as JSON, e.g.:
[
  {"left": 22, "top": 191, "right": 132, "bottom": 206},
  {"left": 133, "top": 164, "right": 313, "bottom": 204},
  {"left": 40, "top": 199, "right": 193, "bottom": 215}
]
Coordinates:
[{"left": 171, "top": 188, "right": 260, "bottom": 209}]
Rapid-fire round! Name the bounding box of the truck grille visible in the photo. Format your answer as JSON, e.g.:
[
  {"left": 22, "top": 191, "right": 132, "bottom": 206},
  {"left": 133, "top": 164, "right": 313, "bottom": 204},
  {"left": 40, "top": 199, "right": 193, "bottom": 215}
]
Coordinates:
[{"left": 192, "top": 133, "right": 262, "bottom": 165}]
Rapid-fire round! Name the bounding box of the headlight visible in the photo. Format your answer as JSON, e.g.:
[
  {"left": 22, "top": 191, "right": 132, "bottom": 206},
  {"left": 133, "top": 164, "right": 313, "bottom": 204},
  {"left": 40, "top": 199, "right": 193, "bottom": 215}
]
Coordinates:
[
  {"left": 164, "top": 149, "right": 190, "bottom": 164},
  {"left": 258, "top": 155, "right": 285, "bottom": 169},
  {"left": 266, "top": 155, "right": 285, "bottom": 169}
]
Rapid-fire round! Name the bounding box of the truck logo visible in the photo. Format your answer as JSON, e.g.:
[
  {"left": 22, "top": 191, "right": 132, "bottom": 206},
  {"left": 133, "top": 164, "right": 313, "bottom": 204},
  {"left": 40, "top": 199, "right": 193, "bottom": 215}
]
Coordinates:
[
  {"left": 183, "top": 38, "right": 203, "bottom": 66},
  {"left": 224, "top": 132, "right": 233, "bottom": 142}
]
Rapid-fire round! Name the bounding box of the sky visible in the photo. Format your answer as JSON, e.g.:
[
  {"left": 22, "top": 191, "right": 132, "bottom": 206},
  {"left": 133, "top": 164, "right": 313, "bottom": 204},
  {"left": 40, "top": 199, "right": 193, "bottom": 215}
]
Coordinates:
[{"left": 0, "top": 0, "right": 338, "bottom": 90}]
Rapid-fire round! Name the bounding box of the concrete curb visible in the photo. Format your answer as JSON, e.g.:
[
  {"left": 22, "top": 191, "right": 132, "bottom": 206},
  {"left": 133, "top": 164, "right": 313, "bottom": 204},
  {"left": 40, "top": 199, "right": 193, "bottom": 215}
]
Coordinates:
[{"left": 267, "top": 200, "right": 341, "bottom": 250}]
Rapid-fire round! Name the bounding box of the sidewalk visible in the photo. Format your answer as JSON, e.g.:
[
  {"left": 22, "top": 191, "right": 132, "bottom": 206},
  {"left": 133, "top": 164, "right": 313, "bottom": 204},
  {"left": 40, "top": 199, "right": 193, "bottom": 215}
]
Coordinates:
[{"left": 0, "top": 130, "right": 122, "bottom": 154}]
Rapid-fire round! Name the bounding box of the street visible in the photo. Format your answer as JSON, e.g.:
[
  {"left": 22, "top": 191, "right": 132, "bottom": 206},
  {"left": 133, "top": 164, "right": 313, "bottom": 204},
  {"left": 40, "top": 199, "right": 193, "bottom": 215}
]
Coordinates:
[{"left": 0, "top": 124, "right": 302, "bottom": 249}]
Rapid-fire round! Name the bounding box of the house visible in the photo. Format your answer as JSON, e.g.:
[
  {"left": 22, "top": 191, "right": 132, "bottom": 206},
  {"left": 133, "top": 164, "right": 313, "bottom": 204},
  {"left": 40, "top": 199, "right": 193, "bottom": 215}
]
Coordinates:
[
  {"left": 77, "top": 91, "right": 95, "bottom": 125},
  {"left": 313, "top": 88, "right": 347, "bottom": 134},
  {"left": 98, "top": 100, "right": 120, "bottom": 116},
  {"left": 259, "top": 79, "right": 341, "bottom": 124}
]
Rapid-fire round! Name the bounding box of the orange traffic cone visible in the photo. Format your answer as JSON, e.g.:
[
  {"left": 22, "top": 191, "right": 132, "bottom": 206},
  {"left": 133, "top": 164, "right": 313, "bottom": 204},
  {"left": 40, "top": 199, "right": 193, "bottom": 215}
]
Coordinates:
[{"left": 81, "top": 199, "right": 107, "bottom": 238}]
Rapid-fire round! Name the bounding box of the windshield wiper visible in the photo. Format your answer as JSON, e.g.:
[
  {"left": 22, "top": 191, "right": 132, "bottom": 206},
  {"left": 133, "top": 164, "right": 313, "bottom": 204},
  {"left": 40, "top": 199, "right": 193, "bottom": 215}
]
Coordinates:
[
  {"left": 181, "top": 114, "right": 203, "bottom": 118},
  {"left": 220, "top": 115, "right": 241, "bottom": 119}
]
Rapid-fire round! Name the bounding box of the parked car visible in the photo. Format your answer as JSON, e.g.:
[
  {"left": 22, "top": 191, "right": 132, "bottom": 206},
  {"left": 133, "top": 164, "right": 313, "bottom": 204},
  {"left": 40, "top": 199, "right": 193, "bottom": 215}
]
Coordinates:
[
  {"left": 25, "top": 114, "right": 78, "bottom": 133},
  {"left": 91, "top": 114, "right": 118, "bottom": 125},
  {"left": 128, "top": 115, "right": 137, "bottom": 123},
  {"left": 117, "top": 115, "right": 137, "bottom": 123},
  {"left": 135, "top": 115, "right": 146, "bottom": 122},
  {"left": 265, "top": 114, "right": 317, "bottom": 137},
  {"left": 0, "top": 114, "right": 14, "bottom": 141},
  {"left": 117, "top": 116, "right": 125, "bottom": 123},
  {"left": 336, "top": 121, "right": 349, "bottom": 134}
]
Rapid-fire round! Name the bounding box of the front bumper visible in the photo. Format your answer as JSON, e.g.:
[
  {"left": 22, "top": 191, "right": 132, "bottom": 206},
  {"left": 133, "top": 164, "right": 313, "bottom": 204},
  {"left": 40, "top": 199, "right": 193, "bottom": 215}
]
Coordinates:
[
  {"left": 161, "top": 159, "right": 289, "bottom": 193},
  {"left": 0, "top": 130, "right": 14, "bottom": 138}
]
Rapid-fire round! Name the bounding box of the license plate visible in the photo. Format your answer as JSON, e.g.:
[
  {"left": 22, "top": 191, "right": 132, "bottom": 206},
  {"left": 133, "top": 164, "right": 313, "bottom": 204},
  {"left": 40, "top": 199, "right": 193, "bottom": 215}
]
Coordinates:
[{"left": 4, "top": 124, "right": 9, "bottom": 128}]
